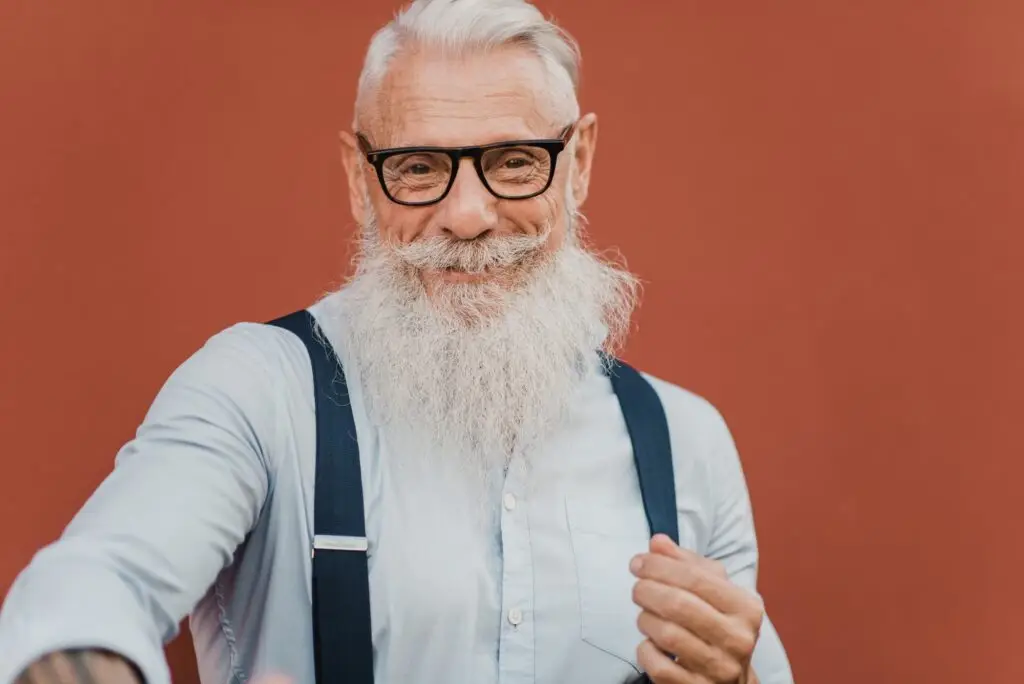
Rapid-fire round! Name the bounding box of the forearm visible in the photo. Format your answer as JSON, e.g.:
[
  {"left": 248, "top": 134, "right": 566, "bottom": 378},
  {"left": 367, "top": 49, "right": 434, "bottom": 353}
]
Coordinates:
[
  {"left": 16, "top": 650, "right": 142, "bottom": 684},
  {"left": 0, "top": 547, "right": 173, "bottom": 684}
]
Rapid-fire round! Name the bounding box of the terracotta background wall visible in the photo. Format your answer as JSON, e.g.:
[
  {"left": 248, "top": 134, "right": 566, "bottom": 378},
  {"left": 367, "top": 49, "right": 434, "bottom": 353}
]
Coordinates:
[{"left": 1, "top": 1, "right": 1021, "bottom": 682}]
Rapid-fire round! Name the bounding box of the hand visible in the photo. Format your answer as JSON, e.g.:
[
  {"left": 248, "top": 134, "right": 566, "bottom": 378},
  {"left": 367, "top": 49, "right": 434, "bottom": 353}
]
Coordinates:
[{"left": 629, "top": 535, "right": 763, "bottom": 684}]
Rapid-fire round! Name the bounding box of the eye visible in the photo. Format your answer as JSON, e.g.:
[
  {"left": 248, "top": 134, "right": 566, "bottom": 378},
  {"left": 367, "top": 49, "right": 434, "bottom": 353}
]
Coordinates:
[
  {"left": 488, "top": 148, "right": 542, "bottom": 173},
  {"left": 502, "top": 155, "right": 531, "bottom": 169},
  {"left": 398, "top": 158, "right": 438, "bottom": 175}
]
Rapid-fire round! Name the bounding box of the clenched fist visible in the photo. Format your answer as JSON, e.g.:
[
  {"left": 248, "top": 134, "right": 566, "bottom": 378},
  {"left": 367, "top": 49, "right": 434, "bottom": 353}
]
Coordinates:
[{"left": 630, "top": 535, "right": 764, "bottom": 684}]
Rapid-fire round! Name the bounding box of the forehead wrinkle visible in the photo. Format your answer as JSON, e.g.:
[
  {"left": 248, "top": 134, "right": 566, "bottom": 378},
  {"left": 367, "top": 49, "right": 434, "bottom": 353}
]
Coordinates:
[
  {"left": 362, "top": 45, "right": 568, "bottom": 149},
  {"left": 372, "top": 97, "right": 562, "bottom": 148}
]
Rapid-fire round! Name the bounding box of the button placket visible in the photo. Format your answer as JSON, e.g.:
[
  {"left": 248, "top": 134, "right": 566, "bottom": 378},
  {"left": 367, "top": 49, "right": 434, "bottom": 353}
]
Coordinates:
[{"left": 496, "top": 457, "right": 534, "bottom": 682}]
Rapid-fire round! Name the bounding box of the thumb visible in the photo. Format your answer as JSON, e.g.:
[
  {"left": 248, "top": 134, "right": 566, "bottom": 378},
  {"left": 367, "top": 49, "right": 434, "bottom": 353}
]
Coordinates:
[
  {"left": 649, "top": 533, "right": 686, "bottom": 559},
  {"left": 649, "top": 534, "right": 728, "bottom": 578}
]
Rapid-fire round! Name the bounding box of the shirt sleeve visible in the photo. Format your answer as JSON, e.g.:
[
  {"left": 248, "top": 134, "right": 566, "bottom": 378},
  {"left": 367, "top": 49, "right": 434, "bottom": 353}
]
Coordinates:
[
  {"left": 705, "top": 411, "right": 796, "bottom": 684},
  {"left": 0, "top": 324, "right": 282, "bottom": 684}
]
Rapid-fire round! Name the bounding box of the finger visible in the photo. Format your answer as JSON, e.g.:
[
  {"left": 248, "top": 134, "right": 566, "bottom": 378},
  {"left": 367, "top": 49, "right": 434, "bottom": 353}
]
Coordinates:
[
  {"left": 649, "top": 536, "right": 727, "bottom": 578},
  {"left": 633, "top": 578, "right": 754, "bottom": 656},
  {"left": 650, "top": 534, "right": 688, "bottom": 560},
  {"left": 638, "top": 611, "right": 746, "bottom": 683},
  {"left": 637, "top": 638, "right": 713, "bottom": 684},
  {"left": 632, "top": 552, "right": 763, "bottom": 620}
]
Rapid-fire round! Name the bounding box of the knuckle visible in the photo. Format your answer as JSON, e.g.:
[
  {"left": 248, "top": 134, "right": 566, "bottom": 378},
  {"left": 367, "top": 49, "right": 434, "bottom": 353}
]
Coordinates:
[
  {"left": 636, "top": 641, "right": 649, "bottom": 665},
  {"left": 646, "top": 617, "right": 673, "bottom": 646},
  {"left": 632, "top": 580, "right": 644, "bottom": 605},
  {"left": 702, "top": 557, "right": 727, "bottom": 578},
  {"left": 748, "top": 593, "right": 766, "bottom": 620},
  {"left": 707, "top": 652, "right": 743, "bottom": 681},
  {"left": 722, "top": 622, "right": 757, "bottom": 657},
  {"left": 643, "top": 617, "right": 687, "bottom": 656},
  {"left": 667, "top": 591, "right": 692, "bottom": 620},
  {"left": 663, "top": 626, "right": 688, "bottom": 655},
  {"left": 677, "top": 564, "right": 700, "bottom": 591},
  {"left": 633, "top": 579, "right": 657, "bottom": 608},
  {"left": 636, "top": 610, "right": 652, "bottom": 634},
  {"left": 671, "top": 565, "right": 696, "bottom": 593},
  {"left": 690, "top": 572, "right": 715, "bottom": 597},
  {"left": 646, "top": 657, "right": 676, "bottom": 682},
  {"left": 692, "top": 645, "right": 719, "bottom": 673},
  {"left": 743, "top": 596, "right": 766, "bottom": 636}
]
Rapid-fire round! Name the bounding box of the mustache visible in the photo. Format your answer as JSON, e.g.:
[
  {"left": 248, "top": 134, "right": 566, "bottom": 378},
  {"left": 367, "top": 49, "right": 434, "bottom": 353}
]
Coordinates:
[{"left": 390, "top": 232, "right": 551, "bottom": 273}]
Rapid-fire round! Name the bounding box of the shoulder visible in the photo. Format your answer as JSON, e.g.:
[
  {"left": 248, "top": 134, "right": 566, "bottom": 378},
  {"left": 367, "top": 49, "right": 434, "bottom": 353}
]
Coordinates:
[
  {"left": 635, "top": 370, "right": 750, "bottom": 542},
  {"left": 639, "top": 370, "right": 735, "bottom": 460},
  {"left": 146, "top": 313, "right": 319, "bottom": 453},
  {"left": 192, "top": 317, "right": 314, "bottom": 376},
  {"left": 162, "top": 317, "right": 314, "bottom": 397},
  {"left": 154, "top": 316, "right": 316, "bottom": 450}
]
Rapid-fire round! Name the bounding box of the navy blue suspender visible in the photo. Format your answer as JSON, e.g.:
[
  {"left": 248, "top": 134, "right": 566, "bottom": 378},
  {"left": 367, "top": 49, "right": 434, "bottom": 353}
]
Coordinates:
[
  {"left": 604, "top": 356, "right": 680, "bottom": 545},
  {"left": 269, "top": 309, "right": 677, "bottom": 684},
  {"left": 269, "top": 310, "right": 373, "bottom": 684}
]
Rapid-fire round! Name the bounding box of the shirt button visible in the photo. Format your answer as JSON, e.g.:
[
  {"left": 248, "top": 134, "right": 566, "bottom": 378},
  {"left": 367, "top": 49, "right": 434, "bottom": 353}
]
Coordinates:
[
  {"left": 503, "top": 493, "right": 517, "bottom": 511},
  {"left": 508, "top": 607, "right": 523, "bottom": 626}
]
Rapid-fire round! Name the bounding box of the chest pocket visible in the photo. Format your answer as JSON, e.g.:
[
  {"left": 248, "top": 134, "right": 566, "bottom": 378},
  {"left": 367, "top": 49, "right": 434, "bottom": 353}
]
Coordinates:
[{"left": 565, "top": 496, "right": 650, "bottom": 669}]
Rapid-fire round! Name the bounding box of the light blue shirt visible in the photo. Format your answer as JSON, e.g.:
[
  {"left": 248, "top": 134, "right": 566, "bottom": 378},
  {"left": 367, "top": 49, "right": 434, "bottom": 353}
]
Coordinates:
[{"left": 0, "top": 297, "right": 794, "bottom": 684}]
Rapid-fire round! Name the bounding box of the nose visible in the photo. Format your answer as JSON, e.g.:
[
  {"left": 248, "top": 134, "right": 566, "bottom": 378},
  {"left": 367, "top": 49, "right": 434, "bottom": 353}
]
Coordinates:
[{"left": 437, "top": 158, "right": 498, "bottom": 240}]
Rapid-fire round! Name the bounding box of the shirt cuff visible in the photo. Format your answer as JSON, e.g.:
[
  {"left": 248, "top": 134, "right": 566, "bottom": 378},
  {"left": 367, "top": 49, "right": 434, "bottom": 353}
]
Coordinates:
[{"left": 0, "top": 558, "right": 172, "bottom": 684}]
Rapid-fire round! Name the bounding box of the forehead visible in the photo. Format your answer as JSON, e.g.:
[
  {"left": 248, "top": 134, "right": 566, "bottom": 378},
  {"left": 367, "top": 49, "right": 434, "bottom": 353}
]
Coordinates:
[{"left": 366, "top": 44, "right": 562, "bottom": 148}]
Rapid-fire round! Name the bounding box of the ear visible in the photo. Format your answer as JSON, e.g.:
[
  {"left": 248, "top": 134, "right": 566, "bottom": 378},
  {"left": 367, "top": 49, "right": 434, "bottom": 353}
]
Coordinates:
[
  {"left": 570, "top": 112, "right": 598, "bottom": 209},
  {"left": 339, "top": 130, "right": 371, "bottom": 226}
]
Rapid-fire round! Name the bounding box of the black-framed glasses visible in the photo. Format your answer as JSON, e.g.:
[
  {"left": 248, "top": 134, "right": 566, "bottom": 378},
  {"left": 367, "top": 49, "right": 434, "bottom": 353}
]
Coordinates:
[{"left": 357, "top": 123, "right": 576, "bottom": 207}]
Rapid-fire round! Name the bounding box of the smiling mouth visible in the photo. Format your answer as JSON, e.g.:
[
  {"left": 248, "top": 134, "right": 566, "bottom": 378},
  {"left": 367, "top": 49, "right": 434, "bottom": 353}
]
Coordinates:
[{"left": 432, "top": 266, "right": 492, "bottom": 283}]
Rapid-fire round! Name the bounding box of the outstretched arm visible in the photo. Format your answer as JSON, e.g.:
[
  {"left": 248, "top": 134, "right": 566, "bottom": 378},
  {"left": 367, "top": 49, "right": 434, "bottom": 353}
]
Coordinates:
[{"left": 0, "top": 325, "right": 282, "bottom": 684}]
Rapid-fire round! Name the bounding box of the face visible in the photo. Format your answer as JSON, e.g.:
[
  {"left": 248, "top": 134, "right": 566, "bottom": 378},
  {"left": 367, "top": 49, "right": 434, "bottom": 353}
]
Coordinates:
[
  {"left": 340, "top": 44, "right": 598, "bottom": 295},
  {"left": 328, "top": 42, "right": 635, "bottom": 500}
]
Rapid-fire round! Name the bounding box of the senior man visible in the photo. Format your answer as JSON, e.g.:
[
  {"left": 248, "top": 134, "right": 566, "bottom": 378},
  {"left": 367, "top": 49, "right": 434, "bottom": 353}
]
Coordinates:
[{"left": 0, "top": 1, "right": 794, "bottom": 683}]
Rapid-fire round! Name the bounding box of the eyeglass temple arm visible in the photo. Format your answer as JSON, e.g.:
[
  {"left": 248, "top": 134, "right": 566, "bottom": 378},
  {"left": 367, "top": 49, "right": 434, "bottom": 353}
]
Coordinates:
[
  {"left": 356, "top": 133, "right": 375, "bottom": 159},
  {"left": 560, "top": 121, "right": 578, "bottom": 143}
]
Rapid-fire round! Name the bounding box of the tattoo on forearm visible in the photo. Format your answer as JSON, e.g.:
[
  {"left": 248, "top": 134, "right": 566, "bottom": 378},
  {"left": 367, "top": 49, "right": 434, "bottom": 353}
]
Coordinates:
[
  {"left": 68, "top": 651, "right": 99, "bottom": 684},
  {"left": 25, "top": 650, "right": 60, "bottom": 684},
  {"left": 16, "top": 662, "right": 36, "bottom": 684},
  {"left": 16, "top": 649, "right": 136, "bottom": 684}
]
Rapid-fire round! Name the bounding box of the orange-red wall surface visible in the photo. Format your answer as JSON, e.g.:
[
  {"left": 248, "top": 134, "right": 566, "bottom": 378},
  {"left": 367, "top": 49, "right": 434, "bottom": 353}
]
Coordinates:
[{"left": 2, "top": 2, "right": 1021, "bottom": 682}]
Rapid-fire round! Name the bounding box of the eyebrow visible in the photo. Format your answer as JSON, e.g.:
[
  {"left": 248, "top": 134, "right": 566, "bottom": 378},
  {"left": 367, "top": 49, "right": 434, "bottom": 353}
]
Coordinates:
[
  {"left": 387, "top": 133, "right": 543, "bottom": 148},
  {"left": 367, "top": 126, "right": 567, "bottom": 151}
]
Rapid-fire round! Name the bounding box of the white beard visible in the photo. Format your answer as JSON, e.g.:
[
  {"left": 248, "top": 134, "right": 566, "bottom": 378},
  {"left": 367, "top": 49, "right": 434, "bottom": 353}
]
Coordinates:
[{"left": 320, "top": 201, "right": 639, "bottom": 493}]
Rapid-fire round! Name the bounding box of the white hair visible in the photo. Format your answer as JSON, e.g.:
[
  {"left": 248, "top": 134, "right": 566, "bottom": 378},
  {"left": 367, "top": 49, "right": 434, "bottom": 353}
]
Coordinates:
[{"left": 354, "top": 0, "right": 582, "bottom": 127}]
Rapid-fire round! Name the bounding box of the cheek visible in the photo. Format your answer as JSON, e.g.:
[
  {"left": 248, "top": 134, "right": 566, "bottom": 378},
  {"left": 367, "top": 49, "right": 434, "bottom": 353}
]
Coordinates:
[
  {"left": 538, "top": 194, "right": 569, "bottom": 253},
  {"left": 502, "top": 194, "right": 567, "bottom": 249},
  {"left": 544, "top": 226, "right": 567, "bottom": 253},
  {"left": 374, "top": 201, "right": 433, "bottom": 245}
]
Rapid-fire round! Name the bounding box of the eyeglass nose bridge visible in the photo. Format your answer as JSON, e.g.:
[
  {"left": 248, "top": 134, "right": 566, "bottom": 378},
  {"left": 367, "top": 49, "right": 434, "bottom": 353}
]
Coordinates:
[{"left": 438, "top": 147, "right": 495, "bottom": 202}]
